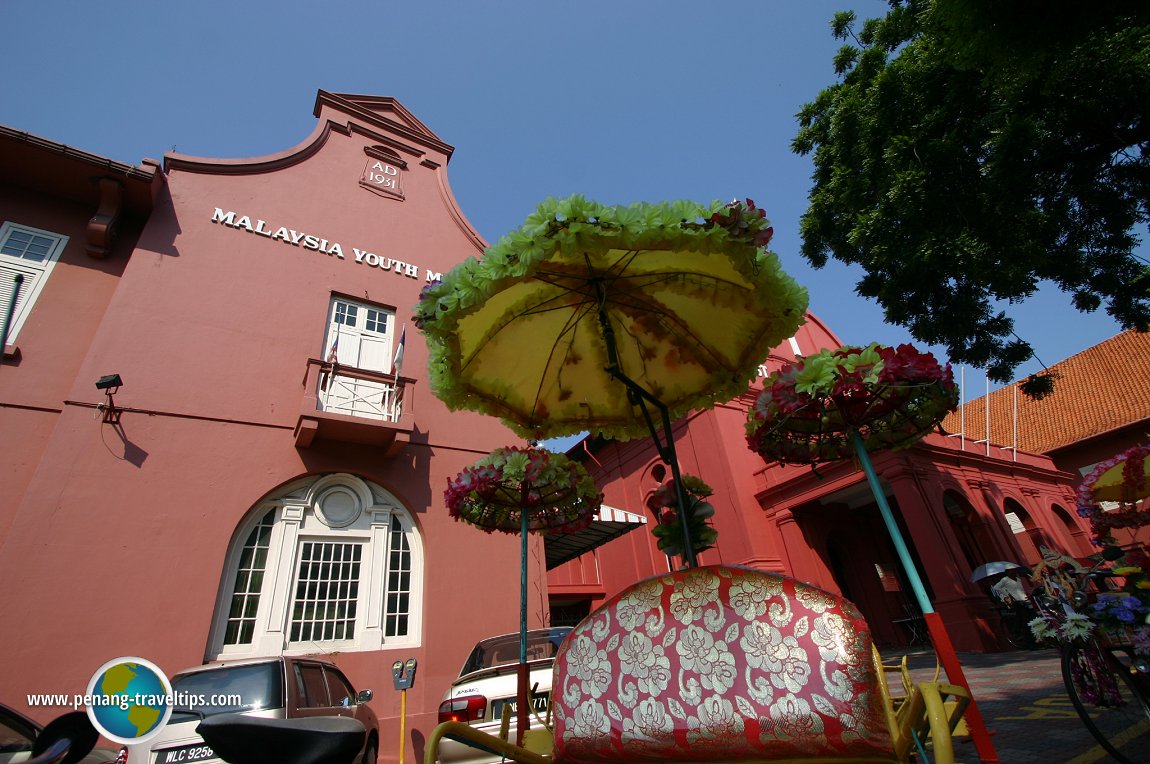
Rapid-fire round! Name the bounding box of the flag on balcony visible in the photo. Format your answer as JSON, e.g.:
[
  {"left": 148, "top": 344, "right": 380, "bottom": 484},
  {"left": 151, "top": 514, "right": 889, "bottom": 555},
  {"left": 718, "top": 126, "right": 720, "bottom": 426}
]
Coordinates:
[
  {"left": 393, "top": 323, "right": 406, "bottom": 375},
  {"left": 322, "top": 333, "right": 339, "bottom": 391}
]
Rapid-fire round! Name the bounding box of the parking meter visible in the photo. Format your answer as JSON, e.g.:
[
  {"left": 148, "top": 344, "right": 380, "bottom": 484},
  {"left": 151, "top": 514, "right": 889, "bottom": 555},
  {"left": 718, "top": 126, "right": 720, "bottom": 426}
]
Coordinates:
[
  {"left": 392, "top": 657, "right": 417, "bottom": 690},
  {"left": 393, "top": 658, "right": 418, "bottom": 764}
]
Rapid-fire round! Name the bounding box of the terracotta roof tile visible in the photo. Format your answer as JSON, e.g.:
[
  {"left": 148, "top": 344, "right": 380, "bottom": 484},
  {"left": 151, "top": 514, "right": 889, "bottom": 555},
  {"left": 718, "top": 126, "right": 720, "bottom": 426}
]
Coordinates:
[{"left": 940, "top": 330, "right": 1150, "bottom": 454}]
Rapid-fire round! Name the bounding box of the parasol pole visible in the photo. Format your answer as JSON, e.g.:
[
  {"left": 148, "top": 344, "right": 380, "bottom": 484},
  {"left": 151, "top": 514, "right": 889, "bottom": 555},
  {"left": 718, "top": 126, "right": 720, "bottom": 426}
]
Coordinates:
[
  {"left": 653, "top": 401, "right": 697, "bottom": 569},
  {"left": 594, "top": 294, "right": 697, "bottom": 567},
  {"left": 517, "top": 491, "right": 530, "bottom": 746},
  {"left": 849, "top": 430, "right": 999, "bottom": 764}
]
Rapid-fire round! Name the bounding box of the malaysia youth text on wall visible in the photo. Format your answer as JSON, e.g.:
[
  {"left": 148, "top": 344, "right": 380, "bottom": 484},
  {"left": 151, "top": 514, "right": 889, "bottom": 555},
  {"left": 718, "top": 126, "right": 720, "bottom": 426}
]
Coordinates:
[{"left": 210, "top": 208, "right": 442, "bottom": 283}]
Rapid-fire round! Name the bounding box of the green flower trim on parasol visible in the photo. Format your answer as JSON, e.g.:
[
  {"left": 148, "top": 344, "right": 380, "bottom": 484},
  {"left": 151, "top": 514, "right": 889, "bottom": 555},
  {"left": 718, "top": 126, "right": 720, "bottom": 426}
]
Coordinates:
[
  {"left": 414, "top": 195, "right": 809, "bottom": 441},
  {"left": 445, "top": 446, "right": 603, "bottom": 535},
  {"left": 646, "top": 474, "right": 717, "bottom": 561},
  {"left": 1075, "top": 443, "right": 1150, "bottom": 546},
  {"left": 745, "top": 343, "right": 959, "bottom": 465}
]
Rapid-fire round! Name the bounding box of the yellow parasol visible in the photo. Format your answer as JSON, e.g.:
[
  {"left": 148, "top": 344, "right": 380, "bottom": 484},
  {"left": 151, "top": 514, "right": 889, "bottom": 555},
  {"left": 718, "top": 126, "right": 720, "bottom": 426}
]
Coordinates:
[
  {"left": 418, "top": 195, "right": 808, "bottom": 566},
  {"left": 1076, "top": 443, "right": 1150, "bottom": 547},
  {"left": 1079, "top": 444, "right": 1150, "bottom": 504}
]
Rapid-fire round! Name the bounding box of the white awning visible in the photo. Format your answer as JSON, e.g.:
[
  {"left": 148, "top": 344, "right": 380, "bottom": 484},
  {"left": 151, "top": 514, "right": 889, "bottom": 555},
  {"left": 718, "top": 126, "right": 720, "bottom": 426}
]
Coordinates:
[{"left": 544, "top": 504, "right": 647, "bottom": 570}]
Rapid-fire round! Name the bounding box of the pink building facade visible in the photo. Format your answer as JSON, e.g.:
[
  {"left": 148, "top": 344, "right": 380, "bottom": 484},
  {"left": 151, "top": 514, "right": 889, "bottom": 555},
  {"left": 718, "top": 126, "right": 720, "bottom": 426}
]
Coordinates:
[
  {"left": 1, "top": 91, "right": 1096, "bottom": 762},
  {"left": 0, "top": 94, "right": 552, "bottom": 760}
]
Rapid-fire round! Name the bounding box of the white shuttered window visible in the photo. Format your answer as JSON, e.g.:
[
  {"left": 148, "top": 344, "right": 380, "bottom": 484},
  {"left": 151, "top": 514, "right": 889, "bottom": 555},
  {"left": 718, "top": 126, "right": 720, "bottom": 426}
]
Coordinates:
[{"left": 0, "top": 222, "right": 68, "bottom": 344}]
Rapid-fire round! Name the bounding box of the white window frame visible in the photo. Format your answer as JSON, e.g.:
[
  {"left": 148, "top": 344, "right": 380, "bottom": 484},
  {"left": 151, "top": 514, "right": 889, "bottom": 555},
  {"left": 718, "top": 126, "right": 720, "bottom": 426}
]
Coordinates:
[
  {"left": 0, "top": 222, "right": 69, "bottom": 344},
  {"left": 319, "top": 296, "right": 405, "bottom": 421},
  {"left": 323, "top": 296, "right": 398, "bottom": 373},
  {"left": 208, "top": 473, "right": 423, "bottom": 660}
]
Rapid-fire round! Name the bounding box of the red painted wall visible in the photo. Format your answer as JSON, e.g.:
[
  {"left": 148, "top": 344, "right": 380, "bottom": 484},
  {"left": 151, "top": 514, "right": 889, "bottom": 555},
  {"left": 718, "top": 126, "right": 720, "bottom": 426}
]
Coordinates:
[{"left": 0, "top": 94, "right": 545, "bottom": 762}]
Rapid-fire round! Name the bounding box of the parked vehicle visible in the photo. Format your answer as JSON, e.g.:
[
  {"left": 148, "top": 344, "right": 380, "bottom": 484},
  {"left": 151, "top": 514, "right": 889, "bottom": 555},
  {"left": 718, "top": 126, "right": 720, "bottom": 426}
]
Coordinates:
[
  {"left": 436, "top": 628, "right": 570, "bottom": 764},
  {"left": 195, "top": 715, "right": 365, "bottom": 764},
  {"left": 0, "top": 704, "right": 117, "bottom": 764},
  {"left": 125, "top": 657, "right": 377, "bottom": 764}
]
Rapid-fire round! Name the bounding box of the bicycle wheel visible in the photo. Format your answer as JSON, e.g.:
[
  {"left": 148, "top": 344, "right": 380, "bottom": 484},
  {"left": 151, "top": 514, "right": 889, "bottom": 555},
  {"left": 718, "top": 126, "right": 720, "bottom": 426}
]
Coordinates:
[{"left": 1062, "top": 643, "right": 1150, "bottom": 764}]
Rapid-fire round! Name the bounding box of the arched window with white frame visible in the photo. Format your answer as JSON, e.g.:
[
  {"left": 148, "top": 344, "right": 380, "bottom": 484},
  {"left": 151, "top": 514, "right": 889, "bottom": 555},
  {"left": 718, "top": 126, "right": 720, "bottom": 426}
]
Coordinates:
[{"left": 208, "top": 473, "right": 422, "bottom": 660}]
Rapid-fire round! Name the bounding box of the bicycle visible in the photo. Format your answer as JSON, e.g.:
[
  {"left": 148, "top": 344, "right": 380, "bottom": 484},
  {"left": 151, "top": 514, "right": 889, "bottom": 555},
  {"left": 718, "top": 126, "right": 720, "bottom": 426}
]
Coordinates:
[{"left": 1029, "top": 547, "right": 1150, "bottom": 763}]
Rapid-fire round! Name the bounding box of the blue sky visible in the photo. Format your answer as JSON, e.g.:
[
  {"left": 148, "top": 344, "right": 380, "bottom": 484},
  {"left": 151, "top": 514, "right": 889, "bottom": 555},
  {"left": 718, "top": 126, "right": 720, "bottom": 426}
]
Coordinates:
[{"left": 1, "top": 1, "right": 1128, "bottom": 404}]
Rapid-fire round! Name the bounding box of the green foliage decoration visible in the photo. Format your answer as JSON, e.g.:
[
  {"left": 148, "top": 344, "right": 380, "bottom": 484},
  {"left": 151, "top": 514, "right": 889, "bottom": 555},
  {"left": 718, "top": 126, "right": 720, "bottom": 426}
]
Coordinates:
[{"left": 646, "top": 474, "right": 718, "bottom": 562}]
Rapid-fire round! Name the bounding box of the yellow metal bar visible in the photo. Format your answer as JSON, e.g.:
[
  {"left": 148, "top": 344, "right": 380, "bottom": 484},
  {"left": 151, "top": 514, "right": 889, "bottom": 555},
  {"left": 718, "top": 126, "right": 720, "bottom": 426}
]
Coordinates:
[{"left": 423, "top": 722, "right": 550, "bottom": 764}]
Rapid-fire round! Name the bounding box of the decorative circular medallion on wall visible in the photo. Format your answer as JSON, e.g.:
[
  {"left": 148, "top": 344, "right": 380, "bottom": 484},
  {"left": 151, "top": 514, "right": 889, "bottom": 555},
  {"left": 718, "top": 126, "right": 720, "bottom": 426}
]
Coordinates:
[{"left": 315, "top": 485, "right": 362, "bottom": 528}]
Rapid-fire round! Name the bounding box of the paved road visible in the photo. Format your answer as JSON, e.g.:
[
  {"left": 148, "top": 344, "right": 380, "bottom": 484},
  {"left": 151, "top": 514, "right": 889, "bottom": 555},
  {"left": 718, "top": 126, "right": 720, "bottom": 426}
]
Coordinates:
[{"left": 896, "top": 647, "right": 1148, "bottom": 763}]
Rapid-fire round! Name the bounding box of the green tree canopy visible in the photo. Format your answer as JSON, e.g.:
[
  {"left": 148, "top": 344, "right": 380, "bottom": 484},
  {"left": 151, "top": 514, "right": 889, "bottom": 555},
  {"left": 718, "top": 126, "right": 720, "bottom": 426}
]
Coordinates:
[{"left": 794, "top": 0, "right": 1149, "bottom": 384}]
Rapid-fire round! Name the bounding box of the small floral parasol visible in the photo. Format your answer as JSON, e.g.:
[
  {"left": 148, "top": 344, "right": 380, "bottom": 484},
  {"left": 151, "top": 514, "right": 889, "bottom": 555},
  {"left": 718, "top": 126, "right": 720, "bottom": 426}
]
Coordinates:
[
  {"left": 1075, "top": 443, "right": 1150, "bottom": 547},
  {"left": 740, "top": 342, "right": 999, "bottom": 753},
  {"left": 444, "top": 445, "right": 601, "bottom": 743},
  {"left": 445, "top": 445, "right": 602, "bottom": 535},
  {"left": 745, "top": 343, "right": 959, "bottom": 465}
]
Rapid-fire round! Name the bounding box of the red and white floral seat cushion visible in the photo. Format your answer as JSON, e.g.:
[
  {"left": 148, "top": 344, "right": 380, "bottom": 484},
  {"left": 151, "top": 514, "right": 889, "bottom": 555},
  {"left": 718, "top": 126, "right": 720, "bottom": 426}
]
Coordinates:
[{"left": 551, "top": 565, "right": 894, "bottom": 763}]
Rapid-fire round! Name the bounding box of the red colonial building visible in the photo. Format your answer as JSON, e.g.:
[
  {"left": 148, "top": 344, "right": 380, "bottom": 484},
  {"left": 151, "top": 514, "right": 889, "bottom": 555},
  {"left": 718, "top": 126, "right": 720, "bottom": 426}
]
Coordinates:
[
  {"left": 941, "top": 329, "right": 1150, "bottom": 552},
  {"left": 0, "top": 93, "right": 553, "bottom": 759},
  {"left": 546, "top": 319, "right": 1092, "bottom": 652},
  {"left": 0, "top": 91, "right": 1101, "bottom": 762}
]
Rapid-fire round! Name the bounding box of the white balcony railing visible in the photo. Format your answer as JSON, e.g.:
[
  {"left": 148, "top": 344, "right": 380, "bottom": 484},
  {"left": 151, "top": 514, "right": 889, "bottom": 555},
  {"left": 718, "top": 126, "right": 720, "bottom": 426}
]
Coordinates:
[
  {"left": 318, "top": 364, "right": 405, "bottom": 422},
  {"left": 295, "top": 360, "right": 415, "bottom": 451}
]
